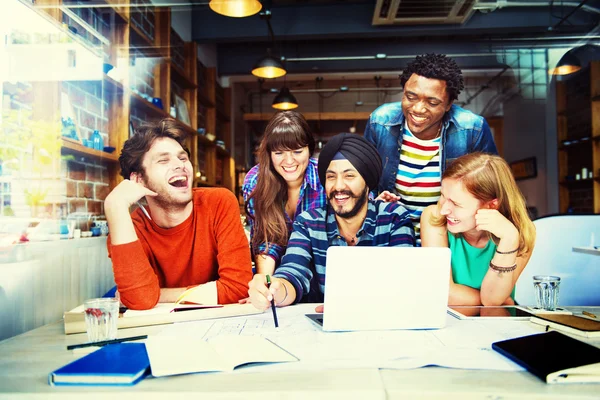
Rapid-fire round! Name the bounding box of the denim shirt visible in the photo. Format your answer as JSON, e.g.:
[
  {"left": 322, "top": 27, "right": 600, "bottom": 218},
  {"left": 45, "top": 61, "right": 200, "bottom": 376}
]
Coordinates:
[{"left": 364, "top": 102, "right": 498, "bottom": 194}]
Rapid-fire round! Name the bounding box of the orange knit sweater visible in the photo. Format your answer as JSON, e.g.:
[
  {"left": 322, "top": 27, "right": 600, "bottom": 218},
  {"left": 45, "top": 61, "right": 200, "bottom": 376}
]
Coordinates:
[{"left": 107, "top": 188, "right": 252, "bottom": 310}]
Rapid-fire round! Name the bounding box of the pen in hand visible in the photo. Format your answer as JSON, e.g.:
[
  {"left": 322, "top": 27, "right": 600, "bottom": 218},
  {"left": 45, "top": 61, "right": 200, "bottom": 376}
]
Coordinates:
[{"left": 265, "top": 275, "right": 279, "bottom": 328}]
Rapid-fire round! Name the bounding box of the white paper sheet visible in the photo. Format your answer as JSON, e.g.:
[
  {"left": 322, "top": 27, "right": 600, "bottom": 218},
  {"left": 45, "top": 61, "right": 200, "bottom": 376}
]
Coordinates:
[{"left": 150, "top": 304, "right": 533, "bottom": 373}]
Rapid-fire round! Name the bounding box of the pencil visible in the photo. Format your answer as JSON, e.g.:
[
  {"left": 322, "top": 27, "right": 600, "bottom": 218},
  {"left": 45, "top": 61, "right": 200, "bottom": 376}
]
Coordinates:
[
  {"left": 136, "top": 201, "right": 152, "bottom": 220},
  {"left": 266, "top": 275, "right": 279, "bottom": 328},
  {"left": 582, "top": 310, "right": 597, "bottom": 319},
  {"left": 67, "top": 335, "right": 148, "bottom": 350}
]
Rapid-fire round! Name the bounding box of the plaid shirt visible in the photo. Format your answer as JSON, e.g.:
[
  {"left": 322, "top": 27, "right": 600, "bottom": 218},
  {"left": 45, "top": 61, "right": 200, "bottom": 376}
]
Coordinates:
[
  {"left": 273, "top": 200, "right": 415, "bottom": 304},
  {"left": 243, "top": 158, "right": 326, "bottom": 264}
]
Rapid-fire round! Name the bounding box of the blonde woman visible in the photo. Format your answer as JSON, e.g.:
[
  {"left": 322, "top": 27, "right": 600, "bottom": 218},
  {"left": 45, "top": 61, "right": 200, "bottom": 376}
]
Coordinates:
[{"left": 420, "top": 152, "right": 536, "bottom": 306}]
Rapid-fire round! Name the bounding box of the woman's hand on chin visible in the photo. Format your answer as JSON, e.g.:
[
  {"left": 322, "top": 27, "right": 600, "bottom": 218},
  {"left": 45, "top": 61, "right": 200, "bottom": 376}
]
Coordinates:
[{"left": 475, "top": 209, "right": 518, "bottom": 242}]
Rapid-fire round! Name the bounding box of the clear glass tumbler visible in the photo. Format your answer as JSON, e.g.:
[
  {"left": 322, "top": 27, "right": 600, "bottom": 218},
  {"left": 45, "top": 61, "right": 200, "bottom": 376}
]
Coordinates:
[
  {"left": 533, "top": 275, "right": 561, "bottom": 311},
  {"left": 84, "top": 297, "right": 119, "bottom": 342}
]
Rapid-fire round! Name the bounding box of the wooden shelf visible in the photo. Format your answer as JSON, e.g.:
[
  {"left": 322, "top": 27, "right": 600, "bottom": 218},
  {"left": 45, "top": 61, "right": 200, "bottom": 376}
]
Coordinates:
[
  {"left": 129, "top": 24, "right": 164, "bottom": 57},
  {"left": 243, "top": 112, "right": 372, "bottom": 121},
  {"left": 197, "top": 90, "right": 214, "bottom": 107},
  {"left": 559, "top": 136, "right": 593, "bottom": 150},
  {"left": 216, "top": 107, "right": 230, "bottom": 122},
  {"left": 559, "top": 178, "right": 595, "bottom": 187},
  {"left": 103, "top": 73, "right": 124, "bottom": 93},
  {"left": 216, "top": 146, "right": 230, "bottom": 158},
  {"left": 130, "top": 93, "right": 170, "bottom": 117},
  {"left": 102, "top": 0, "right": 130, "bottom": 23},
  {"left": 170, "top": 62, "right": 196, "bottom": 89},
  {"left": 61, "top": 138, "right": 119, "bottom": 163}
]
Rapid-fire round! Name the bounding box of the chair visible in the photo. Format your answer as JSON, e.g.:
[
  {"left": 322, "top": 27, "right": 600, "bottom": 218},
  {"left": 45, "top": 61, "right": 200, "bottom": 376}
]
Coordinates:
[{"left": 514, "top": 214, "right": 600, "bottom": 306}]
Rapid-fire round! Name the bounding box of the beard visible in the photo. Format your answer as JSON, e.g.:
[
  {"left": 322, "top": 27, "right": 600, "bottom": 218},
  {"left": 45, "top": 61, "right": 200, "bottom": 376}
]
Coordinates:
[
  {"left": 142, "top": 176, "right": 192, "bottom": 211},
  {"left": 329, "top": 185, "right": 369, "bottom": 219}
]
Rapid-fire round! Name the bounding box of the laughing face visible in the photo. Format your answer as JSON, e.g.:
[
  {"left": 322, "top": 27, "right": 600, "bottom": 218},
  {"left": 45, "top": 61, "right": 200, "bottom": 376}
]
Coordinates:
[
  {"left": 401, "top": 73, "right": 452, "bottom": 140},
  {"left": 439, "top": 178, "right": 482, "bottom": 234},
  {"left": 271, "top": 146, "right": 310, "bottom": 186},
  {"left": 137, "top": 137, "right": 193, "bottom": 208},
  {"left": 325, "top": 159, "right": 369, "bottom": 219}
]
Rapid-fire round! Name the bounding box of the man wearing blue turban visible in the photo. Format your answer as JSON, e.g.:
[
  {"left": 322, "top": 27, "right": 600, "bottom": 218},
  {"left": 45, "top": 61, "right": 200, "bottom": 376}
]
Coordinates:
[{"left": 248, "top": 133, "right": 416, "bottom": 309}]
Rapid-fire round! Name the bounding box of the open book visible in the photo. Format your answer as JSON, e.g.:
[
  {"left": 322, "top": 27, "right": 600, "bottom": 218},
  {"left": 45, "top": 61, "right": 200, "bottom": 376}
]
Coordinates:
[
  {"left": 145, "top": 335, "right": 298, "bottom": 377},
  {"left": 63, "top": 303, "right": 262, "bottom": 334},
  {"left": 493, "top": 331, "right": 600, "bottom": 384}
]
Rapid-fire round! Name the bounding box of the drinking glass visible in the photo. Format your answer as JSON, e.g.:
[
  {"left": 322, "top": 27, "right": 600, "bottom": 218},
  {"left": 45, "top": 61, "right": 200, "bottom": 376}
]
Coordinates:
[
  {"left": 84, "top": 298, "right": 119, "bottom": 342},
  {"left": 533, "top": 275, "right": 561, "bottom": 311}
]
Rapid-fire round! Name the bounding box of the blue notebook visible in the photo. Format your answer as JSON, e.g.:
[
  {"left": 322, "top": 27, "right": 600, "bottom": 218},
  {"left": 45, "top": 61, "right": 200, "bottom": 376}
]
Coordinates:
[{"left": 49, "top": 343, "right": 150, "bottom": 386}]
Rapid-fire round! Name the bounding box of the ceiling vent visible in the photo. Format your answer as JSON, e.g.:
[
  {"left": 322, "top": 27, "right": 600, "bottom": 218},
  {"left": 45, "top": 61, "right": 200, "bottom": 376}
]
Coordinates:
[{"left": 373, "top": 0, "right": 477, "bottom": 26}]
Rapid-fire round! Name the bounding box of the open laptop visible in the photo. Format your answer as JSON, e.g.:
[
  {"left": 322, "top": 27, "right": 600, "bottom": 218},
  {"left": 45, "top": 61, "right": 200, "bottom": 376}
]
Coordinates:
[{"left": 306, "top": 246, "right": 450, "bottom": 332}]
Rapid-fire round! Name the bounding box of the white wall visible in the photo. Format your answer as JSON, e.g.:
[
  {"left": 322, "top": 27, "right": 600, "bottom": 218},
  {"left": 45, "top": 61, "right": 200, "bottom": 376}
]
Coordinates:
[{"left": 0, "top": 238, "right": 115, "bottom": 341}]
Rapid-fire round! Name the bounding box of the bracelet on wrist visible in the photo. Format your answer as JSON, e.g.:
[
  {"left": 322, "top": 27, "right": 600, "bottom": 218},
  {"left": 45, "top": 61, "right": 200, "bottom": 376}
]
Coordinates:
[
  {"left": 276, "top": 281, "right": 288, "bottom": 306},
  {"left": 489, "top": 261, "right": 517, "bottom": 273},
  {"left": 495, "top": 248, "right": 518, "bottom": 255}
]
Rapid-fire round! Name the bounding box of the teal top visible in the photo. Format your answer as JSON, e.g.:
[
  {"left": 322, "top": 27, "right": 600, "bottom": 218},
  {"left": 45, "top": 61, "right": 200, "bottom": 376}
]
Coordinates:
[{"left": 448, "top": 232, "right": 516, "bottom": 299}]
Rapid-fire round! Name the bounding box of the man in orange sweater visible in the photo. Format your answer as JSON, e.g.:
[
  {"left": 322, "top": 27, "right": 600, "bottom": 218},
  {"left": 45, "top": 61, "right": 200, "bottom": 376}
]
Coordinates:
[{"left": 105, "top": 118, "right": 252, "bottom": 310}]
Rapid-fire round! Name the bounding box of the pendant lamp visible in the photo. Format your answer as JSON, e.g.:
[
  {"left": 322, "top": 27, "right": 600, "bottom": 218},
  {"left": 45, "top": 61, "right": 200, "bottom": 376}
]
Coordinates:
[
  {"left": 272, "top": 87, "right": 298, "bottom": 110},
  {"left": 252, "top": 51, "right": 286, "bottom": 79},
  {"left": 209, "top": 0, "right": 262, "bottom": 18},
  {"left": 549, "top": 51, "right": 581, "bottom": 76}
]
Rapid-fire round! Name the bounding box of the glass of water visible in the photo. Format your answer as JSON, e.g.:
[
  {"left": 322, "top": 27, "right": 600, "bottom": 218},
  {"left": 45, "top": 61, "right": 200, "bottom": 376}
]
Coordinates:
[
  {"left": 84, "top": 298, "right": 119, "bottom": 342},
  {"left": 533, "top": 275, "right": 561, "bottom": 311}
]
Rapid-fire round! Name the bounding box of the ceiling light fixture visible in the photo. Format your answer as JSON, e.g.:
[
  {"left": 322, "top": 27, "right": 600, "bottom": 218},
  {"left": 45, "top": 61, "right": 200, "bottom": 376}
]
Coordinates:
[
  {"left": 209, "top": 0, "right": 262, "bottom": 18},
  {"left": 251, "top": 9, "right": 286, "bottom": 79},
  {"left": 549, "top": 51, "right": 582, "bottom": 76},
  {"left": 272, "top": 86, "right": 298, "bottom": 110},
  {"left": 252, "top": 50, "right": 286, "bottom": 79}
]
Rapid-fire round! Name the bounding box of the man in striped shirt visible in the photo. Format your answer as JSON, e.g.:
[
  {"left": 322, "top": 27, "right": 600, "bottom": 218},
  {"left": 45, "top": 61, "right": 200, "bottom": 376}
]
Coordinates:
[
  {"left": 364, "top": 54, "right": 498, "bottom": 243},
  {"left": 247, "top": 133, "right": 415, "bottom": 309}
]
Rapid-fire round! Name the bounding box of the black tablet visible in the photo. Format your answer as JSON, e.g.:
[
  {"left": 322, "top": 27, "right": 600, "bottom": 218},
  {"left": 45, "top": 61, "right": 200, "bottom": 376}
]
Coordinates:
[{"left": 447, "top": 306, "right": 535, "bottom": 320}]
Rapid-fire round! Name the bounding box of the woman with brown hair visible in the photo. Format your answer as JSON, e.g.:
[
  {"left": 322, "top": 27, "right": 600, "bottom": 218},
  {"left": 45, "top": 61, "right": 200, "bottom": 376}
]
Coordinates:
[
  {"left": 243, "top": 111, "right": 326, "bottom": 275},
  {"left": 420, "top": 152, "right": 536, "bottom": 306}
]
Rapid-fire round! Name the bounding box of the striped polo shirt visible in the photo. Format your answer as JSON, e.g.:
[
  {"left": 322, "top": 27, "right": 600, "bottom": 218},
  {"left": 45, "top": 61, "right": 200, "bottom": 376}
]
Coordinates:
[
  {"left": 395, "top": 125, "right": 442, "bottom": 242},
  {"left": 273, "top": 200, "right": 415, "bottom": 304}
]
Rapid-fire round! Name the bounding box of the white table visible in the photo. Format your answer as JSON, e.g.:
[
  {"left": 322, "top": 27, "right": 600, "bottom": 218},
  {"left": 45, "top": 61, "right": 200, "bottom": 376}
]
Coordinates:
[
  {"left": 1, "top": 305, "right": 599, "bottom": 399},
  {"left": 572, "top": 246, "right": 600, "bottom": 256}
]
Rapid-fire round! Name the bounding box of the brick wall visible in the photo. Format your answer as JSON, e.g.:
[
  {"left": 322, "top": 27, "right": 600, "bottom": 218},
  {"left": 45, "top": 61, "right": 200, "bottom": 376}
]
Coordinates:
[
  {"left": 62, "top": 81, "right": 109, "bottom": 146},
  {"left": 130, "top": 49, "right": 157, "bottom": 99},
  {"left": 64, "top": 159, "right": 110, "bottom": 227}
]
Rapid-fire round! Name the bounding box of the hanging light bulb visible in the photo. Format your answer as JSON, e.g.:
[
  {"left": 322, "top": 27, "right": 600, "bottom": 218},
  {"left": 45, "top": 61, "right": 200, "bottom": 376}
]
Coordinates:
[
  {"left": 209, "top": 0, "right": 262, "bottom": 18},
  {"left": 549, "top": 51, "right": 581, "bottom": 76},
  {"left": 252, "top": 51, "right": 286, "bottom": 79},
  {"left": 272, "top": 87, "right": 298, "bottom": 110}
]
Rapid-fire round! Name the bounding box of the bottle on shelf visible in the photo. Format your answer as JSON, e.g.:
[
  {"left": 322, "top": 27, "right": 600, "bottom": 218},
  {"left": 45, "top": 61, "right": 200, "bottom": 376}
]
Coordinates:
[{"left": 91, "top": 130, "right": 104, "bottom": 151}]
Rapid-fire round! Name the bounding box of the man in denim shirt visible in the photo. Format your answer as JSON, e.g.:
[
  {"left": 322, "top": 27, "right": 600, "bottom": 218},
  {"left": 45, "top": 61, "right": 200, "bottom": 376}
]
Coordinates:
[{"left": 364, "top": 53, "right": 497, "bottom": 241}]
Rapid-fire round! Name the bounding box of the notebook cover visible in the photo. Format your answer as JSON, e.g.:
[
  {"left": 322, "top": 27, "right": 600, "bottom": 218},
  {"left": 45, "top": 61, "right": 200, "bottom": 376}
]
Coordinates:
[
  {"left": 492, "top": 331, "right": 600, "bottom": 383},
  {"left": 48, "top": 343, "right": 150, "bottom": 386},
  {"left": 530, "top": 314, "right": 600, "bottom": 338}
]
